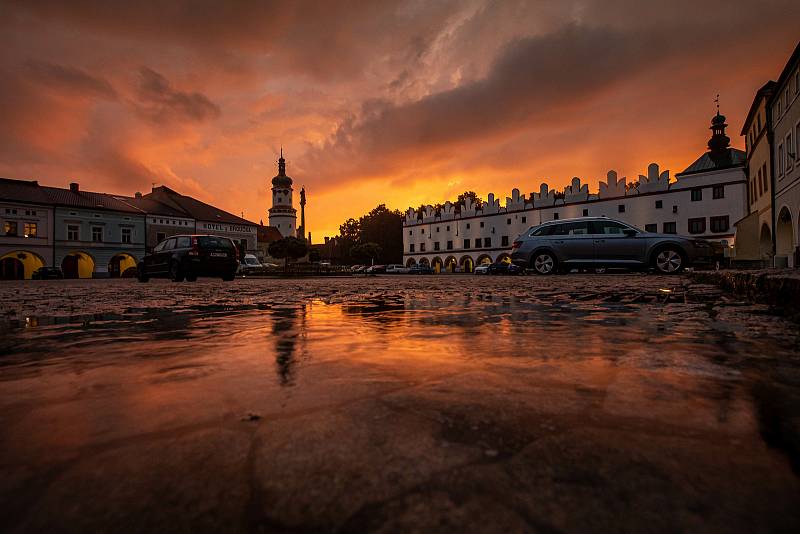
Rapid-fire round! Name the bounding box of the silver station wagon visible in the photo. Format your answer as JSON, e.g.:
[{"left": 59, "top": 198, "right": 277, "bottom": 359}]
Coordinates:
[{"left": 510, "top": 217, "right": 714, "bottom": 275}]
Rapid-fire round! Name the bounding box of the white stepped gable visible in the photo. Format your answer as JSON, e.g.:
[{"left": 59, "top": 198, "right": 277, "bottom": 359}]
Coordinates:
[
  {"left": 461, "top": 197, "right": 477, "bottom": 216},
  {"left": 484, "top": 193, "right": 501, "bottom": 214},
  {"left": 563, "top": 177, "right": 589, "bottom": 203},
  {"left": 633, "top": 163, "right": 670, "bottom": 194},
  {"left": 405, "top": 207, "right": 417, "bottom": 224},
  {"left": 532, "top": 183, "right": 556, "bottom": 207},
  {"left": 599, "top": 170, "right": 627, "bottom": 198},
  {"left": 422, "top": 205, "right": 436, "bottom": 223},
  {"left": 506, "top": 188, "right": 526, "bottom": 211}
]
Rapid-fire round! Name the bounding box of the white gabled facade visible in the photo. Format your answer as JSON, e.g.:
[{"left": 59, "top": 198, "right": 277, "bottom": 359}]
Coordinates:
[{"left": 402, "top": 113, "right": 748, "bottom": 273}]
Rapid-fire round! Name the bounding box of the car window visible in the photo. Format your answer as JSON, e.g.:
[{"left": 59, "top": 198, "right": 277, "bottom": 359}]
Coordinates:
[
  {"left": 197, "top": 236, "right": 234, "bottom": 249},
  {"left": 532, "top": 224, "right": 558, "bottom": 236},
  {"left": 163, "top": 238, "right": 177, "bottom": 250},
  {"left": 592, "top": 221, "right": 629, "bottom": 235},
  {"left": 153, "top": 240, "right": 166, "bottom": 252},
  {"left": 176, "top": 236, "right": 192, "bottom": 248},
  {"left": 560, "top": 222, "right": 590, "bottom": 235}
]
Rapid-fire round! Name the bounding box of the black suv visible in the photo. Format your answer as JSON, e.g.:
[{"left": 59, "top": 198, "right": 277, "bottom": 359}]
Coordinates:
[{"left": 138, "top": 235, "right": 239, "bottom": 282}]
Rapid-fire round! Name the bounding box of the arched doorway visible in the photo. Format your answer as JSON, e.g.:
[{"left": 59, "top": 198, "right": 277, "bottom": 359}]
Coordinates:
[
  {"left": 62, "top": 252, "right": 95, "bottom": 279},
  {"left": 431, "top": 257, "right": 443, "bottom": 274},
  {"left": 405, "top": 257, "right": 417, "bottom": 267},
  {"left": 0, "top": 251, "right": 45, "bottom": 280},
  {"left": 496, "top": 253, "right": 512, "bottom": 264},
  {"left": 444, "top": 256, "right": 457, "bottom": 273},
  {"left": 759, "top": 223, "right": 772, "bottom": 261},
  {"left": 418, "top": 257, "right": 430, "bottom": 267},
  {"left": 776, "top": 207, "right": 794, "bottom": 267},
  {"left": 108, "top": 253, "right": 137, "bottom": 278},
  {"left": 476, "top": 254, "right": 492, "bottom": 266},
  {"left": 459, "top": 255, "right": 474, "bottom": 273}
]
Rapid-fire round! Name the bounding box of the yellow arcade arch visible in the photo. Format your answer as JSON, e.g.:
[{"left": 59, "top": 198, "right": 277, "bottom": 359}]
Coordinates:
[{"left": 0, "top": 250, "right": 45, "bottom": 280}]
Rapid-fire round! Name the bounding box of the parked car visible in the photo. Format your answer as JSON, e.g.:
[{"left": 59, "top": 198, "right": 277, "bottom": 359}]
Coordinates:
[
  {"left": 365, "top": 264, "right": 387, "bottom": 274},
  {"left": 385, "top": 264, "right": 410, "bottom": 274},
  {"left": 238, "top": 254, "right": 263, "bottom": 274},
  {"left": 32, "top": 266, "right": 64, "bottom": 279},
  {"left": 138, "top": 234, "right": 239, "bottom": 282},
  {"left": 488, "top": 262, "right": 523, "bottom": 275},
  {"left": 409, "top": 264, "right": 434, "bottom": 274},
  {"left": 510, "top": 217, "right": 714, "bottom": 275},
  {"left": 474, "top": 264, "right": 491, "bottom": 274},
  {"left": 351, "top": 264, "right": 365, "bottom": 273}
]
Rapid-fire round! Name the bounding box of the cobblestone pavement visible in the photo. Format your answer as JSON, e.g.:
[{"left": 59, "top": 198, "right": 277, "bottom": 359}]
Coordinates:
[{"left": 1, "top": 274, "right": 800, "bottom": 532}]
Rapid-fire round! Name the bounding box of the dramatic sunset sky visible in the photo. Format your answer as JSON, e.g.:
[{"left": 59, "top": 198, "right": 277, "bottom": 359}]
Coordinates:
[{"left": 1, "top": 1, "right": 798, "bottom": 238}]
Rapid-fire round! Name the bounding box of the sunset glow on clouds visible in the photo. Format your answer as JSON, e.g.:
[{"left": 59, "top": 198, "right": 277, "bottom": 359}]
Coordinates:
[{"left": 1, "top": 1, "right": 798, "bottom": 237}]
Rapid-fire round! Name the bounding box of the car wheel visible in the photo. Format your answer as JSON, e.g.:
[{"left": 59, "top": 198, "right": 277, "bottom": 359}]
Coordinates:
[
  {"left": 653, "top": 247, "right": 685, "bottom": 274},
  {"left": 137, "top": 264, "right": 149, "bottom": 283},
  {"left": 169, "top": 261, "right": 185, "bottom": 282},
  {"left": 531, "top": 251, "right": 557, "bottom": 275}
]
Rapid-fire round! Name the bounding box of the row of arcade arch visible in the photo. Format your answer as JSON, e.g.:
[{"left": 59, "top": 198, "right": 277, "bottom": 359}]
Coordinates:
[
  {"left": 405, "top": 253, "right": 512, "bottom": 273},
  {"left": 754, "top": 206, "right": 800, "bottom": 267},
  {"left": 0, "top": 250, "right": 138, "bottom": 280}
]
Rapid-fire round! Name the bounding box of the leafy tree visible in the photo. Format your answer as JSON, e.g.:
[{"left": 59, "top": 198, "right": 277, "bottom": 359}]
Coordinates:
[
  {"left": 456, "top": 190, "right": 483, "bottom": 209},
  {"left": 268, "top": 237, "right": 309, "bottom": 271},
  {"left": 338, "top": 217, "right": 360, "bottom": 259},
  {"left": 351, "top": 242, "right": 382, "bottom": 264},
  {"left": 308, "top": 248, "right": 321, "bottom": 263},
  {"left": 358, "top": 204, "right": 403, "bottom": 264}
]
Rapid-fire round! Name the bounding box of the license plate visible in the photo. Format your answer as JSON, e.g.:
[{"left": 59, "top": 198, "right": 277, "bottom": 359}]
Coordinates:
[{"left": 210, "top": 252, "right": 228, "bottom": 257}]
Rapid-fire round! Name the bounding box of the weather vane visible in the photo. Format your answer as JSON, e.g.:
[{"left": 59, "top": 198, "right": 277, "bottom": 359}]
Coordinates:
[{"left": 715, "top": 93, "right": 720, "bottom": 114}]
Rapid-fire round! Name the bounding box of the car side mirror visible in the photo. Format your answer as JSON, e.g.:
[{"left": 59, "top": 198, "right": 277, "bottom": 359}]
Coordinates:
[{"left": 623, "top": 229, "right": 637, "bottom": 237}]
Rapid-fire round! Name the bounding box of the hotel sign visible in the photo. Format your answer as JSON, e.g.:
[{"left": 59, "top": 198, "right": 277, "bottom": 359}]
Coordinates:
[{"left": 201, "top": 222, "right": 255, "bottom": 234}]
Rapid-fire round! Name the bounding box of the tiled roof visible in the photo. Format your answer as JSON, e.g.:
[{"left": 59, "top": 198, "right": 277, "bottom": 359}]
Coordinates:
[
  {"left": 0, "top": 178, "right": 51, "bottom": 204},
  {"left": 257, "top": 225, "right": 283, "bottom": 243},
  {"left": 117, "top": 195, "right": 190, "bottom": 218},
  {"left": 144, "top": 186, "right": 256, "bottom": 226},
  {"left": 40, "top": 186, "right": 144, "bottom": 213},
  {"left": 677, "top": 148, "right": 746, "bottom": 176}
]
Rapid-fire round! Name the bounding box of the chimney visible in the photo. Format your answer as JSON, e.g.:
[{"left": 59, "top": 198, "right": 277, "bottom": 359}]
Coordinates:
[
  {"left": 135, "top": 192, "right": 142, "bottom": 199},
  {"left": 69, "top": 182, "right": 79, "bottom": 193}
]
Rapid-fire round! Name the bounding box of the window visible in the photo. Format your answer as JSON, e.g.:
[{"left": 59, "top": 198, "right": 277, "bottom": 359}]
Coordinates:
[
  {"left": 553, "top": 212, "right": 559, "bottom": 220},
  {"left": 463, "top": 239, "right": 470, "bottom": 249},
  {"left": 645, "top": 223, "right": 657, "bottom": 232},
  {"left": 480, "top": 221, "right": 484, "bottom": 228},
  {"left": 618, "top": 204, "right": 625, "bottom": 213},
  {"left": 67, "top": 224, "right": 79, "bottom": 241},
  {"left": 663, "top": 222, "right": 677, "bottom": 234},
  {"left": 474, "top": 239, "right": 481, "bottom": 248},
  {"left": 23, "top": 222, "right": 37, "bottom": 237},
  {"left": 420, "top": 228, "right": 424, "bottom": 234},
  {"left": 121, "top": 228, "right": 132, "bottom": 244},
  {"left": 501, "top": 236, "right": 509, "bottom": 247},
  {"left": 436, "top": 226, "right": 440, "bottom": 233},
  {"left": 553, "top": 222, "right": 590, "bottom": 235},
  {"left": 710, "top": 216, "right": 729, "bottom": 233},
  {"left": 4, "top": 221, "right": 18, "bottom": 236},
  {"left": 483, "top": 237, "right": 491, "bottom": 247},
  {"left": 521, "top": 216, "right": 526, "bottom": 223},
  {"left": 507, "top": 218, "right": 511, "bottom": 225},
  {"left": 434, "top": 241, "right": 440, "bottom": 251},
  {"left": 409, "top": 244, "right": 415, "bottom": 252},
  {"left": 466, "top": 223, "right": 470, "bottom": 229},
  {"left": 446, "top": 241, "right": 453, "bottom": 250},
  {"left": 420, "top": 243, "right": 426, "bottom": 252},
  {"left": 655, "top": 200, "right": 663, "bottom": 209},
  {"left": 156, "top": 232, "right": 166, "bottom": 242},
  {"left": 582, "top": 209, "right": 588, "bottom": 216},
  {"left": 532, "top": 224, "right": 558, "bottom": 236},
  {"left": 778, "top": 144, "right": 784, "bottom": 176},
  {"left": 408, "top": 230, "right": 412, "bottom": 235},
  {"left": 688, "top": 218, "right": 706, "bottom": 234},
  {"left": 176, "top": 236, "right": 191, "bottom": 248},
  {"left": 758, "top": 173, "right": 763, "bottom": 195},
  {"left": 92, "top": 226, "right": 103, "bottom": 242},
  {"left": 713, "top": 185, "right": 725, "bottom": 199},
  {"left": 446, "top": 226, "right": 450, "bottom": 231},
  {"left": 592, "top": 221, "right": 627, "bottom": 235},
  {"left": 691, "top": 188, "right": 702, "bottom": 201},
  {"left": 763, "top": 163, "right": 768, "bottom": 192},
  {"left": 153, "top": 240, "right": 166, "bottom": 252},
  {"left": 787, "top": 132, "right": 794, "bottom": 170},
  {"left": 163, "top": 238, "right": 177, "bottom": 250},
  {"left": 672, "top": 205, "right": 678, "bottom": 213}
]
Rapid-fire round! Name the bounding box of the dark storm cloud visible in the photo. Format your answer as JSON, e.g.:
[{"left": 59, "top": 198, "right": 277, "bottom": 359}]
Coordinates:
[
  {"left": 135, "top": 67, "right": 220, "bottom": 124},
  {"left": 24, "top": 61, "right": 118, "bottom": 99}
]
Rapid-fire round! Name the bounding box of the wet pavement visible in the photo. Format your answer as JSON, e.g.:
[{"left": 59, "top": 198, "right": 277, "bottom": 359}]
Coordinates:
[{"left": 1, "top": 275, "right": 800, "bottom": 532}]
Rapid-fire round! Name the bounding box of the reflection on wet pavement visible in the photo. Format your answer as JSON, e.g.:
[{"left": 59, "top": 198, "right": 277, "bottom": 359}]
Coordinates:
[{"left": 1, "top": 275, "right": 800, "bottom": 532}]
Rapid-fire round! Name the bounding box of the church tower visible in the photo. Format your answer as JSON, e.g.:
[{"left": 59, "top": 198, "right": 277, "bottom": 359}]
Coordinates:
[{"left": 268, "top": 149, "right": 297, "bottom": 237}]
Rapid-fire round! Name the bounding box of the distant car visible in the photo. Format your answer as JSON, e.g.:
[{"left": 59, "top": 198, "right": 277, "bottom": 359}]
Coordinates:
[
  {"left": 32, "top": 266, "right": 64, "bottom": 280},
  {"left": 511, "top": 217, "right": 714, "bottom": 275},
  {"left": 351, "top": 265, "right": 366, "bottom": 273},
  {"left": 474, "top": 264, "right": 491, "bottom": 274},
  {"left": 488, "top": 262, "right": 523, "bottom": 275},
  {"left": 409, "top": 264, "right": 434, "bottom": 275},
  {"left": 365, "top": 264, "right": 387, "bottom": 274},
  {"left": 238, "top": 254, "right": 263, "bottom": 274},
  {"left": 138, "top": 234, "right": 239, "bottom": 282},
  {"left": 385, "top": 264, "right": 410, "bottom": 274}
]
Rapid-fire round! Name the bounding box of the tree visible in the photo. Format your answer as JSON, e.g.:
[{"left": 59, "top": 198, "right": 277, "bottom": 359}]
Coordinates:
[
  {"left": 268, "top": 237, "right": 309, "bottom": 271},
  {"left": 358, "top": 204, "right": 403, "bottom": 264},
  {"left": 351, "top": 242, "right": 382, "bottom": 264},
  {"left": 308, "top": 248, "right": 321, "bottom": 263},
  {"left": 338, "top": 217, "right": 360, "bottom": 260},
  {"left": 456, "top": 190, "right": 483, "bottom": 209}
]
